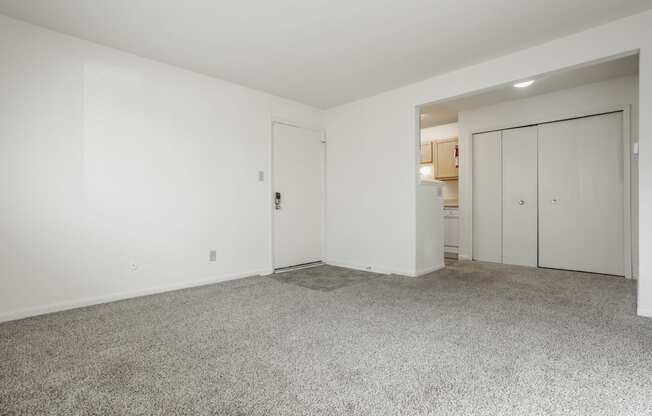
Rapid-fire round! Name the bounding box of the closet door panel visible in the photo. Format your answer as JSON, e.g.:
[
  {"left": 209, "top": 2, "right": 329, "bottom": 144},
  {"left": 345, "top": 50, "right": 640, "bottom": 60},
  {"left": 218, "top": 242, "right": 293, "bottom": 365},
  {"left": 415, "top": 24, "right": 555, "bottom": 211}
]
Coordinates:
[
  {"left": 538, "top": 112, "right": 624, "bottom": 275},
  {"left": 472, "top": 131, "right": 502, "bottom": 263},
  {"left": 502, "top": 126, "right": 538, "bottom": 267}
]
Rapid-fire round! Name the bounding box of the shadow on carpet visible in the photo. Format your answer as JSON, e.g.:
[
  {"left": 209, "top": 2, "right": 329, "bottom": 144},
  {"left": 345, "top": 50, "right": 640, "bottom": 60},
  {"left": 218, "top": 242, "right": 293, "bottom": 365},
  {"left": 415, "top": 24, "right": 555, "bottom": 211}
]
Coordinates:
[{"left": 270, "top": 265, "right": 381, "bottom": 291}]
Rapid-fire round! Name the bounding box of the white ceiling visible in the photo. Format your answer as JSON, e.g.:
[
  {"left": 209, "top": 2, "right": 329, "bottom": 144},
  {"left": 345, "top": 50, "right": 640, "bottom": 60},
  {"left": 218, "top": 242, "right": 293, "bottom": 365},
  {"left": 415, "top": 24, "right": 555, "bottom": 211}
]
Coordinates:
[
  {"left": 420, "top": 54, "right": 639, "bottom": 128},
  {"left": 0, "top": 1, "right": 650, "bottom": 109}
]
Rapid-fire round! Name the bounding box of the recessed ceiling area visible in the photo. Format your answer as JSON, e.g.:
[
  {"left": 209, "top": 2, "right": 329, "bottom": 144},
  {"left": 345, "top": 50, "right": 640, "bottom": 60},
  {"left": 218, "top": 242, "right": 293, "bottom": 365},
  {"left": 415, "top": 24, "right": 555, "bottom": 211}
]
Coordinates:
[
  {"left": 419, "top": 108, "right": 459, "bottom": 129},
  {"left": 420, "top": 54, "right": 639, "bottom": 128},
  {"left": 0, "top": 0, "right": 649, "bottom": 108}
]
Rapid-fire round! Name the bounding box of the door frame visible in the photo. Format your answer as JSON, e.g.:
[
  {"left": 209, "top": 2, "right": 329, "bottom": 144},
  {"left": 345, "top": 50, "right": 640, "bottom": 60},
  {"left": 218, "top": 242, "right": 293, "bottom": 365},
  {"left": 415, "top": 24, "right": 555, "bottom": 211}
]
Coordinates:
[
  {"left": 465, "top": 105, "right": 633, "bottom": 278},
  {"left": 269, "top": 119, "right": 327, "bottom": 273}
]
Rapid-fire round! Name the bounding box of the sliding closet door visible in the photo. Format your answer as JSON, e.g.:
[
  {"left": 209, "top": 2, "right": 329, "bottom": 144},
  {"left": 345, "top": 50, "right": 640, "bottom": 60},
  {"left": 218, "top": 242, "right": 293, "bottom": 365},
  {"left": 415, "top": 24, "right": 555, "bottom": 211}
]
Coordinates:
[
  {"left": 473, "top": 131, "right": 502, "bottom": 263},
  {"left": 538, "top": 112, "right": 624, "bottom": 275},
  {"left": 502, "top": 126, "right": 538, "bottom": 267}
]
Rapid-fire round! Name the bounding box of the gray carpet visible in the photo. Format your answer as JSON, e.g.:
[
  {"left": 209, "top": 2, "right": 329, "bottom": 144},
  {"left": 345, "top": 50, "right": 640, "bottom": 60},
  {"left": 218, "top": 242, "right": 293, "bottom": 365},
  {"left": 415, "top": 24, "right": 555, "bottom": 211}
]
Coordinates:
[{"left": 1, "top": 262, "right": 652, "bottom": 415}]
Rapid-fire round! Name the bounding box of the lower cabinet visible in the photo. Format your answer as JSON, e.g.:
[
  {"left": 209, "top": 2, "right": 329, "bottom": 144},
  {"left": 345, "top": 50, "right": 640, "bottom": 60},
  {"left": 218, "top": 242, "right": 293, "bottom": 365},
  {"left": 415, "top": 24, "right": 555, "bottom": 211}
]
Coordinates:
[{"left": 444, "top": 207, "right": 459, "bottom": 255}]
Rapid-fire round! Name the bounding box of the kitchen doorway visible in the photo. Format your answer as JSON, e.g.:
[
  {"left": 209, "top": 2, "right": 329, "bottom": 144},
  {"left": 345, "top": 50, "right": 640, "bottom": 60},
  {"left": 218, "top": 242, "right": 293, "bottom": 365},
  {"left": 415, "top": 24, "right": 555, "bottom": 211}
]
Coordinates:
[{"left": 416, "top": 52, "right": 639, "bottom": 278}]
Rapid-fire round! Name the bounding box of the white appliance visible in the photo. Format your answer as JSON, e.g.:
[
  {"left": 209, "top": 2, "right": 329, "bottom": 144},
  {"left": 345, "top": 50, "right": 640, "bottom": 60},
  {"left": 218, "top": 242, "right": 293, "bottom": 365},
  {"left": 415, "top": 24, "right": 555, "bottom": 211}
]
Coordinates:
[{"left": 444, "top": 207, "right": 459, "bottom": 256}]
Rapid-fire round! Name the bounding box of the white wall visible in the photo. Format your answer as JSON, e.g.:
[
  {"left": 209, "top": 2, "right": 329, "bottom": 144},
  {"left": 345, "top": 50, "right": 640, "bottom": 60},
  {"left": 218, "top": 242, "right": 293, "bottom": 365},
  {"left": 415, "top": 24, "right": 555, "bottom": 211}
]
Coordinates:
[
  {"left": 324, "top": 10, "right": 652, "bottom": 316},
  {"left": 3, "top": 10, "right": 652, "bottom": 321},
  {"left": 633, "top": 75, "right": 640, "bottom": 279},
  {"left": 325, "top": 98, "right": 416, "bottom": 275},
  {"left": 457, "top": 76, "right": 639, "bottom": 275},
  {"left": 420, "top": 122, "right": 459, "bottom": 143},
  {"left": 0, "top": 15, "right": 323, "bottom": 322},
  {"left": 416, "top": 182, "right": 444, "bottom": 275}
]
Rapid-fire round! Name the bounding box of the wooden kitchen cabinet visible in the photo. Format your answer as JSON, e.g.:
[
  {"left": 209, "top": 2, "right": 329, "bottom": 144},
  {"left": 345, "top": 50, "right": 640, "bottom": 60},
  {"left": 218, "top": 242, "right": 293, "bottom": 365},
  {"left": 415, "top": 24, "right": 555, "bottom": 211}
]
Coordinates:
[
  {"left": 420, "top": 142, "right": 433, "bottom": 164},
  {"left": 435, "top": 138, "right": 458, "bottom": 180}
]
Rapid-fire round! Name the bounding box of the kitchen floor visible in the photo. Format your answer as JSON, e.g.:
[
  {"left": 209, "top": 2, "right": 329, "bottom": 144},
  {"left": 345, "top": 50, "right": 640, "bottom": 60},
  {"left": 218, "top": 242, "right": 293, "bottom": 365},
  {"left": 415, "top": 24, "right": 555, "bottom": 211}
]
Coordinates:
[
  {"left": 1, "top": 262, "right": 651, "bottom": 415},
  {"left": 444, "top": 256, "right": 458, "bottom": 266}
]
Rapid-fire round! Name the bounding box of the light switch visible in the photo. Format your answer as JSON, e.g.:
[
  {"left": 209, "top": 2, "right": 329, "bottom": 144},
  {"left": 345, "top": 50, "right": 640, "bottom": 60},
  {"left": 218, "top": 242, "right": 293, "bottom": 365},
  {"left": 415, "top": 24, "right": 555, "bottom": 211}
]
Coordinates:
[{"left": 258, "top": 171, "right": 265, "bottom": 181}]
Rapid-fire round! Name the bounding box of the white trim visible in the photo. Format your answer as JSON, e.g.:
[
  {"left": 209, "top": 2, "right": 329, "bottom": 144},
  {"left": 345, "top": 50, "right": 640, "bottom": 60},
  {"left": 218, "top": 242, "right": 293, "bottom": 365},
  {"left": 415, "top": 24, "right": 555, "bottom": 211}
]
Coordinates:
[
  {"left": 499, "top": 131, "right": 504, "bottom": 263},
  {"left": 324, "top": 260, "right": 410, "bottom": 276},
  {"left": 269, "top": 120, "right": 327, "bottom": 271},
  {"left": 622, "top": 106, "right": 633, "bottom": 279},
  {"left": 414, "top": 264, "right": 446, "bottom": 277},
  {"left": 468, "top": 106, "right": 630, "bottom": 137},
  {"left": 271, "top": 119, "right": 325, "bottom": 134},
  {"left": 414, "top": 106, "right": 423, "bottom": 275},
  {"left": 0, "top": 268, "right": 270, "bottom": 323},
  {"left": 637, "top": 307, "right": 652, "bottom": 318},
  {"left": 321, "top": 130, "right": 328, "bottom": 263}
]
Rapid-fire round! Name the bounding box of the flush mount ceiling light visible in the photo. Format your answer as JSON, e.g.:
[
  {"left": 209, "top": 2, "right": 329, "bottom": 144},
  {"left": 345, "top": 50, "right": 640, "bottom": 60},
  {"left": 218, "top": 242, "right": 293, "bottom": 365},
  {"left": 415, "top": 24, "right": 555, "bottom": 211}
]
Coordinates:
[{"left": 513, "top": 80, "right": 535, "bottom": 88}]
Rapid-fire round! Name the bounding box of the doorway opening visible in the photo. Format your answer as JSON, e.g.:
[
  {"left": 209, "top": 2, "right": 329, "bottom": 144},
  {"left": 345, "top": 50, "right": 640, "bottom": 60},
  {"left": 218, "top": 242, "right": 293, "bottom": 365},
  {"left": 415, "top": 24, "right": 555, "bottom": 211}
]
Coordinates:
[
  {"left": 271, "top": 121, "right": 326, "bottom": 272},
  {"left": 419, "top": 107, "right": 460, "bottom": 261},
  {"left": 416, "top": 53, "right": 639, "bottom": 279}
]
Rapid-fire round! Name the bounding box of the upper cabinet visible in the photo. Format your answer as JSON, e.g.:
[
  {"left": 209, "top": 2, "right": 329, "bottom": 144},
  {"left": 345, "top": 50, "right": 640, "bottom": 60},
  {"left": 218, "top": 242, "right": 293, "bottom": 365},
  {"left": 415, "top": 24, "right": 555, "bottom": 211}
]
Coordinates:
[
  {"left": 420, "top": 142, "right": 433, "bottom": 164},
  {"left": 435, "top": 138, "right": 458, "bottom": 180}
]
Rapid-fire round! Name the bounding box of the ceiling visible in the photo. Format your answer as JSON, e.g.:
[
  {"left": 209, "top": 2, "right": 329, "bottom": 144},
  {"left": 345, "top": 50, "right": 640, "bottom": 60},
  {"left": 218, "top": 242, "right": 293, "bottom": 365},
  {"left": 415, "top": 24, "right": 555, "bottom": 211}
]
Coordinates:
[
  {"left": 0, "top": 1, "right": 650, "bottom": 109},
  {"left": 419, "top": 110, "right": 460, "bottom": 129},
  {"left": 420, "top": 54, "right": 639, "bottom": 128}
]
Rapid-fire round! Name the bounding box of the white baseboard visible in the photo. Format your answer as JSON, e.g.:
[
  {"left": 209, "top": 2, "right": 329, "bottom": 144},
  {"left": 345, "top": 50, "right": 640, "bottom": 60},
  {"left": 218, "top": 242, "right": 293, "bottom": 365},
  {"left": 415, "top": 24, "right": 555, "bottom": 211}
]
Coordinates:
[
  {"left": 324, "top": 259, "right": 410, "bottom": 276},
  {"left": 637, "top": 307, "right": 652, "bottom": 318},
  {"left": 0, "top": 268, "right": 269, "bottom": 324},
  {"left": 414, "top": 264, "right": 445, "bottom": 277},
  {"left": 458, "top": 254, "right": 472, "bottom": 261}
]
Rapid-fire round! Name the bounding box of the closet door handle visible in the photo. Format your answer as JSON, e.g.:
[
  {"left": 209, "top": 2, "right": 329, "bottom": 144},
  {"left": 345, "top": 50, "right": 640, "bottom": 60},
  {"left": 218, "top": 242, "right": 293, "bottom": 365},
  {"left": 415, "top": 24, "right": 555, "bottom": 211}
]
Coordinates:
[
  {"left": 551, "top": 198, "right": 558, "bottom": 204},
  {"left": 518, "top": 200, "right": 525, "bottom": 205}
]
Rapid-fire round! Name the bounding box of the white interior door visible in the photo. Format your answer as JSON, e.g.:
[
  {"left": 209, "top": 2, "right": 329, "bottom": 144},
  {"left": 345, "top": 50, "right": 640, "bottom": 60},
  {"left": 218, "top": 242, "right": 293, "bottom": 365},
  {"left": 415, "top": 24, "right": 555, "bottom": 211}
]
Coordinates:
[
  {"left": 538, "top": 112, "right": 624, "bottom": 275},
  {"left": 273, "top": 123, "right": 323, "bottom": 269},
  {"left": 502, "top": 126, "right": 538, "bottom": 267},
  {"left": 472, "top": 131, "right": 502, "bottom": 263}
]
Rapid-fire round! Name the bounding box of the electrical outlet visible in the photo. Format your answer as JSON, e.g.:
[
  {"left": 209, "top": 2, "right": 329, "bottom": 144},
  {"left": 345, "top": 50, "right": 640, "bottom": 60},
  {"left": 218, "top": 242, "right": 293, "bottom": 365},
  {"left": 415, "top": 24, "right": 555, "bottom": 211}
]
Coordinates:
[
  {"left": 209, "top": 250, "right": 217, "bottom": 262},
  {"left": 129, "top": 263, "right": 139, "bottom": 272}
]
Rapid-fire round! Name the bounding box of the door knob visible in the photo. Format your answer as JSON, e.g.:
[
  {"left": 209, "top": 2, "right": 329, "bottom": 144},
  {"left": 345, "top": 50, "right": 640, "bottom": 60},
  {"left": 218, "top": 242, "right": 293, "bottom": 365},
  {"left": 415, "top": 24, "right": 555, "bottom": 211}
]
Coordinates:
[
  {"left": 518, "top": 200, "right": 525, "bottom": 205},
  {"left": 551, "top": 198, "right": 558, "bottom": 204}
]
